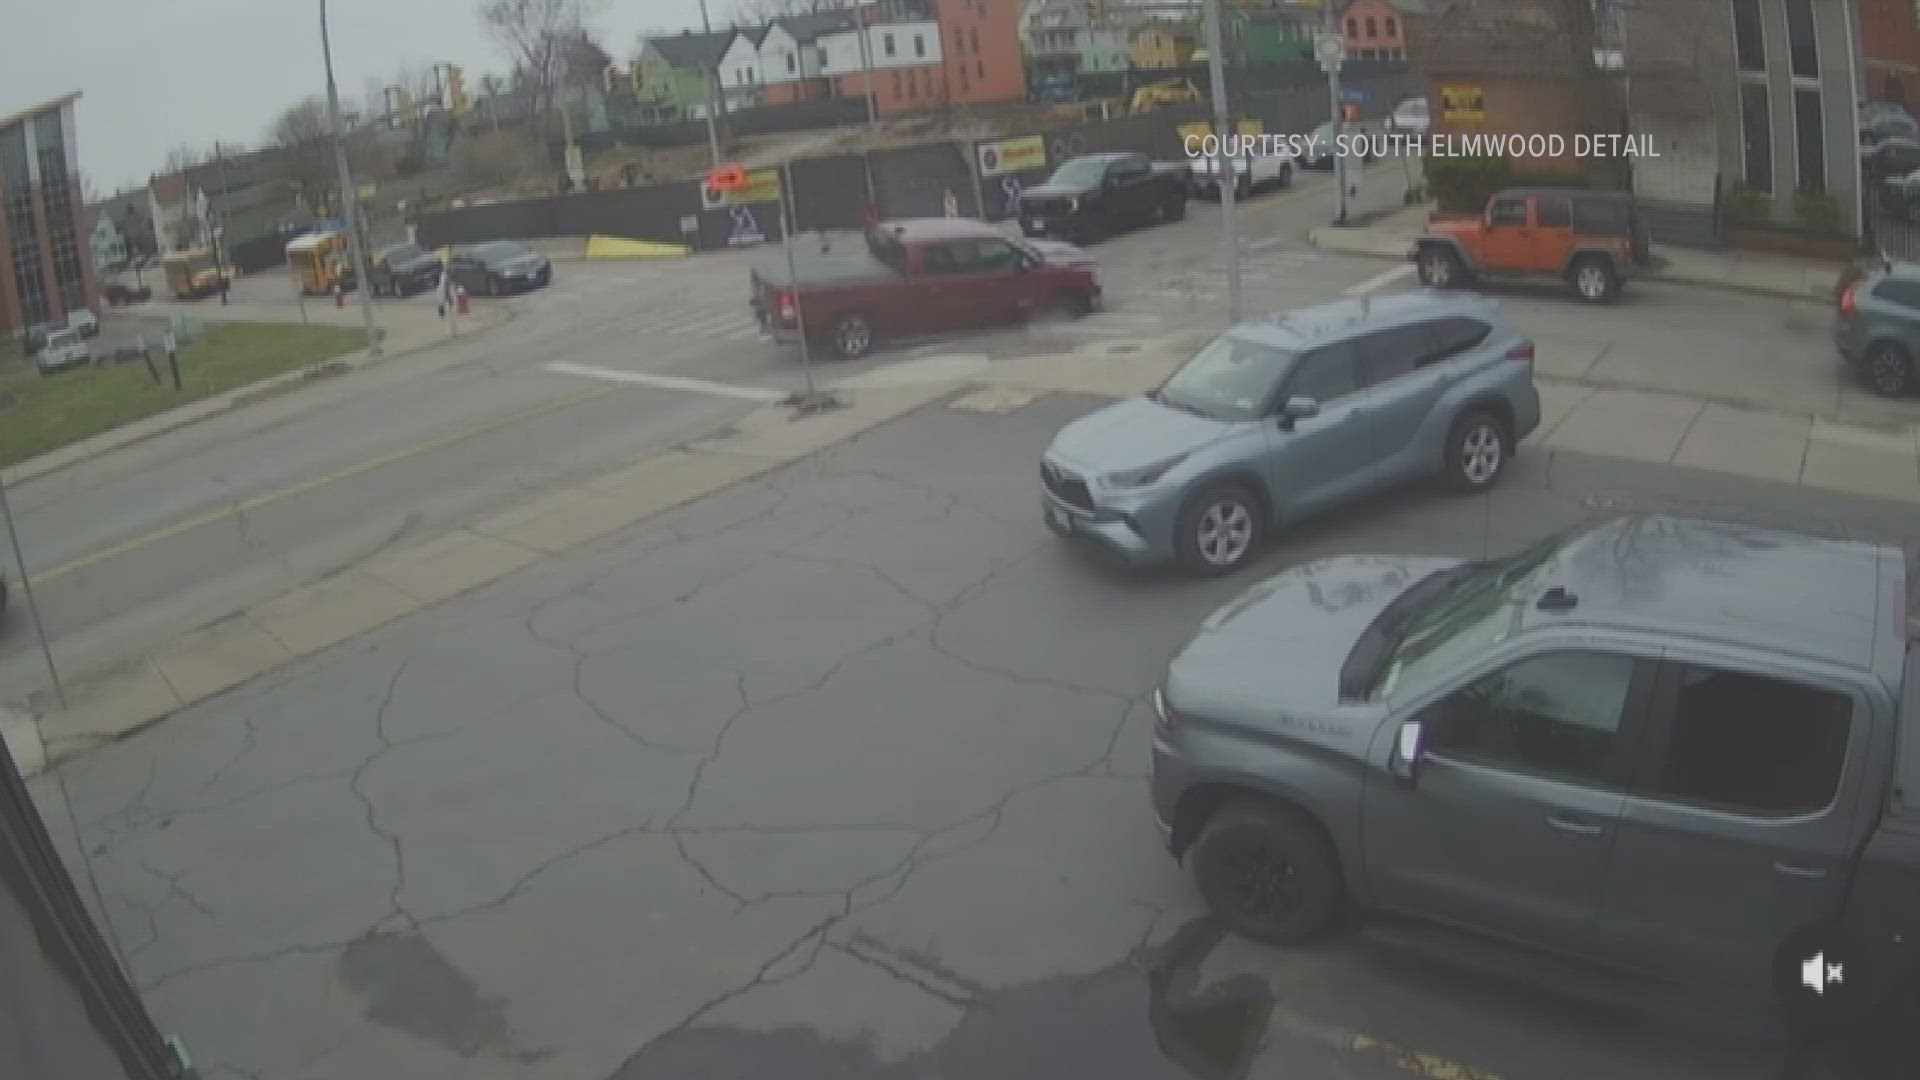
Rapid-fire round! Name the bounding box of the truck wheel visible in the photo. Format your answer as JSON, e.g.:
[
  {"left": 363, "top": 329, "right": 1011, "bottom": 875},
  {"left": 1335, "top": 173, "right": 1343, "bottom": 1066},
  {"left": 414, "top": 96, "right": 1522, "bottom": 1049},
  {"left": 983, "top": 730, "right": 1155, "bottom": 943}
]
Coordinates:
[
  {"left": 1446, "top": 410, "right": 1509, "bottom": 493},
  {"left": 1415, "top": 246, "right": 1464, "bottom": 288},
  {"left": 1865, "top": 341, "right": 1914, "bottom": 396},
  {"left": 828, "top": 313, "right": 875, "bottom": 360},
  {"left": 1190, "top": 802, "right": 1345, "bottom": 946},
  {"left": 1164, "top": 196, "right": 1186, "bottom": 222},
  {"left": 1056, "top": 289, "right": 1095, "bottom": 318},
  {"left": 1174, "top": 482, "right": 1265, "bottom": 575},
  {"left": 1276, "top": 162, "right": 1294, "bottom": 188},
  {"left": 1570, "top": 256, "right": 1620, "bottom": 303}
]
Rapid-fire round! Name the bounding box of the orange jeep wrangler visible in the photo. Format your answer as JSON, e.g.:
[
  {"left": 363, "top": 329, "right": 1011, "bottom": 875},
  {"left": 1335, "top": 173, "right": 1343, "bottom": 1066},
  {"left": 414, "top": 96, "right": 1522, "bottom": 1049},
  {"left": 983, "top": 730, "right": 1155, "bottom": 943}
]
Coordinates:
[{"left": 1410, "top": 188, "right": 1652, "bottom": 303}]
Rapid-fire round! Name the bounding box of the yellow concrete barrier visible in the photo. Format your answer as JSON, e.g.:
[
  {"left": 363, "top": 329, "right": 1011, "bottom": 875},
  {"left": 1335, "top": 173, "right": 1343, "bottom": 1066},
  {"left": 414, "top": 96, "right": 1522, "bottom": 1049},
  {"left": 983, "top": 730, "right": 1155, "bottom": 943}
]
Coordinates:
[{"left": 585, "top": 236, "right": 691, "bottom": 259}]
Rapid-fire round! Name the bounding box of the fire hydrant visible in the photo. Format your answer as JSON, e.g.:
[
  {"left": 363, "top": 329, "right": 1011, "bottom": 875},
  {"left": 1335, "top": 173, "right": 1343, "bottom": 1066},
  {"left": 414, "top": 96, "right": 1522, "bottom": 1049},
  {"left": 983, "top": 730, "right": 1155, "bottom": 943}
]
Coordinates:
[{"left": 455, "top": 286, "right": 470, "bottom": 316}]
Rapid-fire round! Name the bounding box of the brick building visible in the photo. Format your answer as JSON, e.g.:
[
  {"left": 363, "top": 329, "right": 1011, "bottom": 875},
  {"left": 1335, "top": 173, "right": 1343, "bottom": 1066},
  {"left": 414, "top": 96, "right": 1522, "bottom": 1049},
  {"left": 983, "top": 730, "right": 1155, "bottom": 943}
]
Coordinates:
[
  {"left": 1, "top": 91, "right": 96, "bottom": 339},
  {"left": 1858, "top": 0, "right": 1920, "bottom": 112}
]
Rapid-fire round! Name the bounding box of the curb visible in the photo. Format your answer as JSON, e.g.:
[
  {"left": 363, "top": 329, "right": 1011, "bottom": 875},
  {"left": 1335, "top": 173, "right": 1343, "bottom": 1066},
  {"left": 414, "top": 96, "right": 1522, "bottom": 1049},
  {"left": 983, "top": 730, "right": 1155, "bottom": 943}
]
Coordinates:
[
  {"left": 1307, "top": 230, "right": 1836, "bottom": 304},
  {"left": 1, "top": 308, "right": 515, "bottom": 489},
  {"left": 24, "top": 382, "right": 959, "bottom": 776}
]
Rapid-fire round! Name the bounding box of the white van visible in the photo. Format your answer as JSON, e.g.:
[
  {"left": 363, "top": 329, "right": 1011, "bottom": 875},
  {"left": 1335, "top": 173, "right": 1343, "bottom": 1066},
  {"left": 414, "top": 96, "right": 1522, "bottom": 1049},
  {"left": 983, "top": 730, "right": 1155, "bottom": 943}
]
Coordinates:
[{"left": 37, "top": 327, "right": 93, "bottom": 374}]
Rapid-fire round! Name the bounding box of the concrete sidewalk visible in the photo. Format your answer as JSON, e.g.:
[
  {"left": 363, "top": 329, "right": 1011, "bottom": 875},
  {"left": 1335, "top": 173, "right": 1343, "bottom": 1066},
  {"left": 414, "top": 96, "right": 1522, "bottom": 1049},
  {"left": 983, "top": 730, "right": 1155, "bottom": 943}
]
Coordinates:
[
  {"left": 1308, "top": 203, "right": 1845, "bottom": 303},
  {"left": 1, "top": 302, "right": 510, "bottom": 488}
]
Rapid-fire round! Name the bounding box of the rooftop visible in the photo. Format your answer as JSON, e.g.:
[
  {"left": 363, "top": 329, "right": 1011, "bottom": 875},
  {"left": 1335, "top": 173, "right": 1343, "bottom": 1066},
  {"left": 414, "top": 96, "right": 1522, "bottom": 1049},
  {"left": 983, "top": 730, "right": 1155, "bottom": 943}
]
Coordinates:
[
  {"left": 1231, "top": 289, "right": 1499, "bottom": 350},
  {"left": 1515, "top": 516, "right": 1898, "bottom": 672},
  {"left": 0, "top": 90, "right": 81, "bottom": 132}
]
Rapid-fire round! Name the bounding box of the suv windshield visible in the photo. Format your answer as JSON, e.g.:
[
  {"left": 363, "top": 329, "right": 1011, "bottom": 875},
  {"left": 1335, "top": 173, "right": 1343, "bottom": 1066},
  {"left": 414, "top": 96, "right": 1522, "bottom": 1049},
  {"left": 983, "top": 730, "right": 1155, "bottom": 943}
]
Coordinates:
[
  {"left": 1379, "top": 532, "right": 1569, "bottom": 699},
  {"left": 1049, "top": 159, "right": 1109, "bottom": 188},
  {"left": 1155, "top": 334, "right": 1296, "bottom": 421}
]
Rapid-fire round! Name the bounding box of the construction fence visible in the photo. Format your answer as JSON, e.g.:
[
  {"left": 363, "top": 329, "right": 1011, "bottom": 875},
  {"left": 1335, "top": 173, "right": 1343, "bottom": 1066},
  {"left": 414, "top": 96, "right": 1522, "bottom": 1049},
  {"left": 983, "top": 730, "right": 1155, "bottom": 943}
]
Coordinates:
[{"left": 413, "top": 67, "right": 1417, "bottom": 251}]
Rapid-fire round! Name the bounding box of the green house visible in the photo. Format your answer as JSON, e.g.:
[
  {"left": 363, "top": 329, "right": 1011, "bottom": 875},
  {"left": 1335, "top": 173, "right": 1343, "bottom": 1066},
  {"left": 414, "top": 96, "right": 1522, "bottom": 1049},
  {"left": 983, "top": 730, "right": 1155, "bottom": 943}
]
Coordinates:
[
  {"left": 1241, "top": 7, "right": 1317, "bottom": 63},
  {"left": 636, "top": 30, "right": 733, "bottom": 122}
]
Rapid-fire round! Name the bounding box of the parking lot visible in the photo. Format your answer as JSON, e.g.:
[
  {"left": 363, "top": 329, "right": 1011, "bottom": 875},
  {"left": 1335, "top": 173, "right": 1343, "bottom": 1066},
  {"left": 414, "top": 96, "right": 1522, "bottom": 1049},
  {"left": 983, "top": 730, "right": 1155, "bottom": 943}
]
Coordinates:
[{"left": 38, "top": 383, "right": 1919, "bottom": 1080}]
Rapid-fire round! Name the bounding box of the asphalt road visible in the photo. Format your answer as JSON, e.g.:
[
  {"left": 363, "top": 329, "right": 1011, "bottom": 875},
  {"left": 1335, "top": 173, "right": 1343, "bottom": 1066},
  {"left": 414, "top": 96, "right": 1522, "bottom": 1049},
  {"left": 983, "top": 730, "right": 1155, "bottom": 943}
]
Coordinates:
[
  {"left": 38, "top": 391, "right": 1918, "bottom": 1080},
  {"left": 1, "top": 160, "right": 1903, "bottom": 707}
]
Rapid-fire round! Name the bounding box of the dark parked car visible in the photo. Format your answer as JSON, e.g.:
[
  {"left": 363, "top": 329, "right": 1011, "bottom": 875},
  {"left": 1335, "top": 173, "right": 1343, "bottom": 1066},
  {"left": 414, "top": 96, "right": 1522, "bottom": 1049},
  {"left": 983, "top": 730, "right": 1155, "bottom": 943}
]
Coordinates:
[
  {"left": 1152, "top": 515, "right": 1920, "bottom": 1063},
  {"left": 446, "top": 241, "right": 551, "bottom": 296},
  {"left": 1865, "top": 137, "right": 1920, "bottom": 184},
  {"left": 369, "top": 241, "right": 444, "bottom": 297},
  {"left": 1834, "top": 259, "right": 1920, "bottom": 396},
  {"left": 1016, "top": 152, "right": 1189, "bottom": 243},
  {"left": 103, "top": 282, "right": 152, "bottom": 305}
]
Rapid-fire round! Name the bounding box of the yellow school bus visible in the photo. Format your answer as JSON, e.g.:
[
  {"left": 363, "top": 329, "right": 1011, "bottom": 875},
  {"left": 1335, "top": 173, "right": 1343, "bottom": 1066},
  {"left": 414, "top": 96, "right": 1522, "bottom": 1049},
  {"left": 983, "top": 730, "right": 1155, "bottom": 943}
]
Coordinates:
[
  {"left": 285, "top": 230, "right": 357, "bottom": 295},
  {"left": 161, "top": 248, "right": 228, "bottom": 300}
]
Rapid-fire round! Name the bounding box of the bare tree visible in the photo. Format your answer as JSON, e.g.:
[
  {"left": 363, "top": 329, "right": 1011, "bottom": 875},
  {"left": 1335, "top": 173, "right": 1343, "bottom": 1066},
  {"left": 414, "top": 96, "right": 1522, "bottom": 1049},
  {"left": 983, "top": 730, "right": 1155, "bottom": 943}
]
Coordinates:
[
  {"left": 479, "top": 0, "right": 601, "bottom": 140},
  {"left": 448, "top": 129, "right": 547, "bottom": 190},
  {"left": 161, "top": 145, "right": 207, "bottom": 175},
  {"left": 730, "top": 0, "right": 839, "bottom": 23}
]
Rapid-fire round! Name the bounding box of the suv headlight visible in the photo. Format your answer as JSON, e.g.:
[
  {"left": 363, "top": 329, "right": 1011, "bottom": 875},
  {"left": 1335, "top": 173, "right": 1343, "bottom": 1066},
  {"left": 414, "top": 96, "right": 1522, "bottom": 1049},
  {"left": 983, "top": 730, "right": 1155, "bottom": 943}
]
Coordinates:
[{"left": 1102, "top": 454, "right": 1187, "bottom": 489}]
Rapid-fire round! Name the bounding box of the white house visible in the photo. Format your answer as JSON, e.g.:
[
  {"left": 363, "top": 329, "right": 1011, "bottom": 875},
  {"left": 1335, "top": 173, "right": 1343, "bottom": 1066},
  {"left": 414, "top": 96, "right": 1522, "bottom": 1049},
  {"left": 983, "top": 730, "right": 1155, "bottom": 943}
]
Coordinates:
[
  {"left": 816, "top": 19, "right": 943, "bottom": 77},
  {"left": 717, "top": 29, "right": 767, "bottom": 108},
  {"left": 90, "top": 213, "right": 126, "bottom": 272}
]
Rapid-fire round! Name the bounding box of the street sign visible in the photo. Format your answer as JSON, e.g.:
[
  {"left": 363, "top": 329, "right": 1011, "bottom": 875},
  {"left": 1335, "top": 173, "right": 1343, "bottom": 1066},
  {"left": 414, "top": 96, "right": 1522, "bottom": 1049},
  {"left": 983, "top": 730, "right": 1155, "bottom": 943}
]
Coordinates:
[
  {"left": 701, "top": 168, "right": 782, "bottom": 209},
  {"left": 1440, "top": 85, "right": 1486, "bottom": 122},
  {"left": 1340, "top": 88, "right": 1367, "bottom": 104},
  {"left": 1314, "top": 33, "right": 1345, "bottom": 64}
]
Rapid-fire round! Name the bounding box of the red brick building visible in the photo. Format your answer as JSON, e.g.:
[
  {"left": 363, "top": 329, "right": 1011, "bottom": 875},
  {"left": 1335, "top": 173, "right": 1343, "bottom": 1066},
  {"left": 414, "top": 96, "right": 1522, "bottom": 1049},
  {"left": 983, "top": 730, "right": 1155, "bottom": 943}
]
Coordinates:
[
  {"left": 819, "top": 0, "right": 1025, "bottom": 115},
  {"left": 0, "top": 91, "right": 97, "bottom": 338},
  {"left": 1859, "top": 0, "right": 1920, "bottom": 112}
]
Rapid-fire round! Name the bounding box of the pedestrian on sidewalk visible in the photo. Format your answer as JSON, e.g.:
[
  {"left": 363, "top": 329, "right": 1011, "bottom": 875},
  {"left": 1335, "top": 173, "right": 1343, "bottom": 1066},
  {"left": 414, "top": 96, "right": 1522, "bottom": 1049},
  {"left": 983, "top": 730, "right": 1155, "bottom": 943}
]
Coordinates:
[
  {"left": 218, "top": 276, "right": 229, "bottom": 305},
  {"left": 436, "top": 260, "right": 455, "bottom": 319}
]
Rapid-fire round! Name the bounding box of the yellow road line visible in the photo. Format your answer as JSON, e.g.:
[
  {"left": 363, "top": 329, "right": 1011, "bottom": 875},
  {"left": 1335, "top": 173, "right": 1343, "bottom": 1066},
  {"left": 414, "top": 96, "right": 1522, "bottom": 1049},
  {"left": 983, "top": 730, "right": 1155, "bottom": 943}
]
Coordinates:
[{"left": 30, "top": 386, "right": 620, "bottom": 586}]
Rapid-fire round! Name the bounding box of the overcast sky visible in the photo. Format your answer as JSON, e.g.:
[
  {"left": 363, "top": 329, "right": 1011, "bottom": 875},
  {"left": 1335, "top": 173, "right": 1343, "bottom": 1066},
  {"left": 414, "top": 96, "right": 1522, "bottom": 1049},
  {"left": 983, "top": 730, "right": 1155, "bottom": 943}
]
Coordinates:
[{"left": 1, "top": 0, "right": 740, "bottom": 196}]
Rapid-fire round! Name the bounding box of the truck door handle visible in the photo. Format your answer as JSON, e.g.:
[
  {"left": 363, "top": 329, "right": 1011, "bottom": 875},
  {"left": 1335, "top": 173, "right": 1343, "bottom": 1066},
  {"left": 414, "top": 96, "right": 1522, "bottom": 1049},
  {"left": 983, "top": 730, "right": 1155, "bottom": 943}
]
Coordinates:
[
  {"left": 1546, "top": 815, "right": 1603, "bottom": 836},
  {"left": 1774, "top": 862, "right": 1828, "bottom": 879}
]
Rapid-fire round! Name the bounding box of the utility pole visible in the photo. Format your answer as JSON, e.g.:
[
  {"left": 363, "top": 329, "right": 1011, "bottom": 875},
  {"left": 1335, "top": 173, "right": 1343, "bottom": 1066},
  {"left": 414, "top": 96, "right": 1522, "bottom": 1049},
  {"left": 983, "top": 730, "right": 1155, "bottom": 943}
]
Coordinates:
[
  {"left": 1201, "top": 0, "right": 1242, "bottom": 323},
  {"left": 319, "top": 0, "right": 380, "bottom": 355},
  {"left": 211, "top": 141, "right": 232, "bottom": 280},
  {"left": 850, "top": 0, "right": 880, "bottom": 128},
  {"left": 1319, "top": 1, "right": 1349, "bottom": 226},
  {"left": 697, "top": 0, "right": 726, "bottom": 166}
]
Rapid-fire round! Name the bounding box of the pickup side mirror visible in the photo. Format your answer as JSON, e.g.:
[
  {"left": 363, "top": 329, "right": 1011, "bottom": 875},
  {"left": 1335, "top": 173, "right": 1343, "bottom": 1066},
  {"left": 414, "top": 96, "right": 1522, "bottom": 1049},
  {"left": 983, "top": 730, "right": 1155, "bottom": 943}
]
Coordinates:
[
  {"left": 1389, "top": 719, "right": 1424, "bottom": 784},
  {"left": 1276, "top": 396, "right": 1319, "bottom": 429}
]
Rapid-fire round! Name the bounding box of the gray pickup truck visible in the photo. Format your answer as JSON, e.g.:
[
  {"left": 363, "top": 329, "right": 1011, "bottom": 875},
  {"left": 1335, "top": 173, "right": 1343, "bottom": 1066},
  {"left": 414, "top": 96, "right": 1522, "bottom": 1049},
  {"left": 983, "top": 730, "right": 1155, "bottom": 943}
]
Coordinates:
[{"left": 1151, "top": 515, "right": 1920, "bottom": 1051}]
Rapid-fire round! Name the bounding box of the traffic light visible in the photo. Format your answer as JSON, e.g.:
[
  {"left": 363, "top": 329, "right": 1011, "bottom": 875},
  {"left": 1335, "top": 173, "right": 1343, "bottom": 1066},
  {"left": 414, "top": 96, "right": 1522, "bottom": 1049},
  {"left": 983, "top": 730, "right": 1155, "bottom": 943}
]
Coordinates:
[{"left": 444, "top": 63, "right": 470, "bottom": 116}]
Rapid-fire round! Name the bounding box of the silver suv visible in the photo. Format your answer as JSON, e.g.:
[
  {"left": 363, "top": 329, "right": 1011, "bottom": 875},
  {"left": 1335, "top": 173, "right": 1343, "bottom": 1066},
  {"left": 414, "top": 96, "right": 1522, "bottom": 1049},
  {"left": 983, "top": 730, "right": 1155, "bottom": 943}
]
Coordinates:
[{"left": 1040, "top": 291, "right": 1541, "bottom": 575}]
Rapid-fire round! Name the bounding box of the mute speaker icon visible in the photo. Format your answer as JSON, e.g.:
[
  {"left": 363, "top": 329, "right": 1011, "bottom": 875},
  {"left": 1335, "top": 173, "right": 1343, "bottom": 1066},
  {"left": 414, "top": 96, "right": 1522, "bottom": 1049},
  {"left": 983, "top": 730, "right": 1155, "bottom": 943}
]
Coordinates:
[{"left": 1800, "top": 951, "right": 1843, "bottom": 994}]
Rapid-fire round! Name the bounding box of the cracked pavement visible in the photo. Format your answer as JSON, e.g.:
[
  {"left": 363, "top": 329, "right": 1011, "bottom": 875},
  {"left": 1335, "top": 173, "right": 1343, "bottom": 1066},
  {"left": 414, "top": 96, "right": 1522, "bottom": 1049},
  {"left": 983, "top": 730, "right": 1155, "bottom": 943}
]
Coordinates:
[{"left": 33, "top": 393, "right": 1920, "bottom": 1080}]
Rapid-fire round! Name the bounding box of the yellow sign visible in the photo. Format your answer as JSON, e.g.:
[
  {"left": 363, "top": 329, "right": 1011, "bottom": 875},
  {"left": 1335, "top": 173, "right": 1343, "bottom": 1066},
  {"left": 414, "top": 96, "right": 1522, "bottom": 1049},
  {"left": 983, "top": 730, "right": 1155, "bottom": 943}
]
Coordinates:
[
  {"left": 977, "top": 135, "right": 1046, "bottom": 177},
  {"left": 705, "top": 168, "right": 783, "bottom": 208},
  {"left": 1440, "top": 85, "right": 1485, "bottom": 123}
]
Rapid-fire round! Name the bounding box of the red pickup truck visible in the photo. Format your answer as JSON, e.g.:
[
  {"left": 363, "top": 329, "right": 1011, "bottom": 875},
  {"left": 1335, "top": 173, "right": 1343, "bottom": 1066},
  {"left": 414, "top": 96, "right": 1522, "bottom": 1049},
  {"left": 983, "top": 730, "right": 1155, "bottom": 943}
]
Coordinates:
[{"left": 750, "top": 217, "right": 1101, "bottom": 360}]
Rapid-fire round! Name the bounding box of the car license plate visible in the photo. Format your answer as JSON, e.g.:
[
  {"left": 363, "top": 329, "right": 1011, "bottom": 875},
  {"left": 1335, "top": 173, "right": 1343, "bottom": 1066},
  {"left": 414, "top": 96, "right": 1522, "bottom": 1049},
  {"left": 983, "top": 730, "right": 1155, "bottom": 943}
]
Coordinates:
[{"left": 1029, "top": 218, "right": 1045, "bottom": 232}]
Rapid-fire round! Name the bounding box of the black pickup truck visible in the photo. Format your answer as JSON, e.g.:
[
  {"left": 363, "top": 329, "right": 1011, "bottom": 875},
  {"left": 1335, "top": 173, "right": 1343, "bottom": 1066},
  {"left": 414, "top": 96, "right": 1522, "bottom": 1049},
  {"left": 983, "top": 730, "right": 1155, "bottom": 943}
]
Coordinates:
[{"left": 1016, "top": 152, "right": 1189, "bottom": 243}]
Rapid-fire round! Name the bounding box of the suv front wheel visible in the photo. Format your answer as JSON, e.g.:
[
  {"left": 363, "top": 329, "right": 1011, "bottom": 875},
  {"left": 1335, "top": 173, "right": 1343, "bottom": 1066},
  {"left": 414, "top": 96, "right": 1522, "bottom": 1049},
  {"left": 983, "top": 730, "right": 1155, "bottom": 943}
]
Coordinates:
[{"left": 1175, "top": 483, "right": 1266, "bottom": 575}]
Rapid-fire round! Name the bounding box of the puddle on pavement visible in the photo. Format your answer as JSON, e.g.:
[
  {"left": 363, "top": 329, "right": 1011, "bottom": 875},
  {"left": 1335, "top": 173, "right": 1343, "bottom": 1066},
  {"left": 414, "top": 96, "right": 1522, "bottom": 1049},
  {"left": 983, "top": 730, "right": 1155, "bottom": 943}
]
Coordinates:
[
  {"left": 610, "top": 918, "right": 1272, "bottom": 1080},
  {"left": 339, "top": 930, "right": 550, "bottom": 1063}
]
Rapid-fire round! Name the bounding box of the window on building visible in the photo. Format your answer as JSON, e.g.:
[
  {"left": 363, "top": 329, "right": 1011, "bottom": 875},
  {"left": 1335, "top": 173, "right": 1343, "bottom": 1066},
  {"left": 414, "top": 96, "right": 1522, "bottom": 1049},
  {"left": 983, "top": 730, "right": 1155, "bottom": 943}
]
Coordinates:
[
  {"left": 955, "top": 27, "right": 965, "bottom": 53},
  {"left": 1795, "top": 87, "right": 1825, "bottom": 193},
  {"left": 1385, "top": 16, "right": 1397, "bottom": 35},
  {"left": 893, "top": 69, "right": 902, "bottom": 95},
  {"left": 1741, "top": 80, "right": 1773, "bottom": 194},
  {"left": 1784, "top": 0, "right": 1819, "bottom": 80},
  {"left": 787, "top": 51, "right": 796, "bottom": 73},
  {"left": 1365, "top": 16, "right": 1377, "bottom": 36},
  {"left": 914, "top": 33, "right": 925, "bottom": 57},
  {"left": 884, "top": 32, "right": 896, "bottom": 57},
  {"left": 1730, "top": 0, "right": 1765, "bottom": 73},
  {"left": 1346, "top": 17, "right": 1357, "bottom": 35},
  {"left": 818, "top": 46, "right": 828, "bottom": 66},
  {"left": 977, "top": 59, "right": 984, "bottom": 79},
  {"left": 969, "top": 26, "right": 980, "bottom": 52}
]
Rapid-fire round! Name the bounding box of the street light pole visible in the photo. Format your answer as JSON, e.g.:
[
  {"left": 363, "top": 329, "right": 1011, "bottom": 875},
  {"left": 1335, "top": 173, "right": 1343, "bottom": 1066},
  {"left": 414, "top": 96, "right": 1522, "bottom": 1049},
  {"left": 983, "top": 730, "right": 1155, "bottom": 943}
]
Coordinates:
[
  {"left": 697, "top": 0, "right": 726, "bottom": 165},
  {"left": 850, "top": 0, "right": 880, "bottom": 129},
  {"left": 1322, "top": 1, "right": 1349, "bottom": 226},
  {"left": 319, "top": 0, "right": 381, "bottom": 356},
  {"left": 1201, "top": 0, "right": 1241, "bottom": 324}
]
